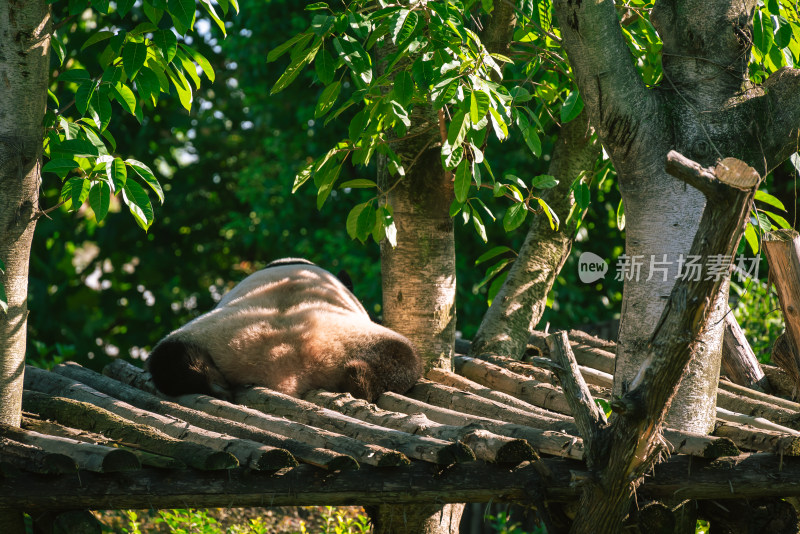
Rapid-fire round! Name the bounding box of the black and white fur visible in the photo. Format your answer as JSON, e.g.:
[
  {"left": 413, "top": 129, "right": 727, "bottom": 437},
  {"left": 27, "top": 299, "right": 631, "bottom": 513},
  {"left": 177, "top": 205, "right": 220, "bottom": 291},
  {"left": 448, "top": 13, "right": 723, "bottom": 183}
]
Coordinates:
[{"left": 147, "top": 258, "right": 422, "bottom": 402}]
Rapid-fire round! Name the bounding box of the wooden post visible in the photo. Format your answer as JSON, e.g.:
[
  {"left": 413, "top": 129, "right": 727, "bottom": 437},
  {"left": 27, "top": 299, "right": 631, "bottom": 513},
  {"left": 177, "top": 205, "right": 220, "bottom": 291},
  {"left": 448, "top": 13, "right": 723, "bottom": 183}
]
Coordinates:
[
  {"left": 763, "top": 230, "right": 800, "bottom": 392},
  {"left": 721, "top": 309, "right": 771, "bottom": 392}
]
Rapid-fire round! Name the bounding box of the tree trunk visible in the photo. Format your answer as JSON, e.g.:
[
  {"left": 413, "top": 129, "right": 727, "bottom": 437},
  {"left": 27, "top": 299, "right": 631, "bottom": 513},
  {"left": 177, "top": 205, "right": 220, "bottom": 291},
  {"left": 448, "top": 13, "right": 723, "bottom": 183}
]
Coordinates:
[
  {"left": 552, "top": 0, "right": 800, "bottom": 435},
  {"left": 471, "top": 112, "right": 600, "bottom": 360},
  {"left": 374, "top": 33, "right": 461, "bottom": 529},
  {"left": 0, "top": 2, "right": 51, "bottom": 532}
]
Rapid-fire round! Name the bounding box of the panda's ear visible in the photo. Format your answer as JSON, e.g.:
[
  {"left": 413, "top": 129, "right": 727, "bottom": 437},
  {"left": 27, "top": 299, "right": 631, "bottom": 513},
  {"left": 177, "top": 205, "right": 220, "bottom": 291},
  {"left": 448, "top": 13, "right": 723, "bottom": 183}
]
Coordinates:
[{"left": 336, "top": 269, "right": 355, "bottom": 293}]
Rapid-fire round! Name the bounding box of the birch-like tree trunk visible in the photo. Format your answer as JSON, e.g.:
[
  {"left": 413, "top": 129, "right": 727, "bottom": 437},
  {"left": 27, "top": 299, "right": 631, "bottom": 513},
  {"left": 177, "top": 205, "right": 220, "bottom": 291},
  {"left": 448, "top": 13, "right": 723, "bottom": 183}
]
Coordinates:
[
  {"left": 0, "top": 2, "right": 50, "bottom": 532},
  {"left": 553, "top": 0, "right": 800, "bottom": 434},
  {"left": 471, "top": 113, "right": 600, "bottom": 359}
]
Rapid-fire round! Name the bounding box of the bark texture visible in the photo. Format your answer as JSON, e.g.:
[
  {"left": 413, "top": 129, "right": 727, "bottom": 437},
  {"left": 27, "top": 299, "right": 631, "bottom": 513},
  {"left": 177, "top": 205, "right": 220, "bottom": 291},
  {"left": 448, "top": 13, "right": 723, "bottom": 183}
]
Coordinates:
[
  {"left": 553, "top": 0, "right": 800, "bottom": 434},
  {"left": 470, "top": 113, "right": 600, "bottom": 359},
  {"left": 0, "top": 3, "right": 51, "bottom": 532},
  {"left": 378, "top": 111, "right": 455, "bottom": 372}
]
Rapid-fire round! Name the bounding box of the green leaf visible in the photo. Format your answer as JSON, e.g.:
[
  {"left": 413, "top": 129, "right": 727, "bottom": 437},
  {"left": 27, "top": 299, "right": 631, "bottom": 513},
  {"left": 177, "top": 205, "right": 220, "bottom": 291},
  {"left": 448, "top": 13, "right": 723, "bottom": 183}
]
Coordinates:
[
  {"left": 167, "top": 0, "right": 195, "bottom": 30},
  {"left": 126, "top": 159, "right": 164, "bottom": 203},
  {"left": 518, "top": 115, "right": 541, "bottom": 157},
  {"left": 447, "top": 110, "right": 469, "bottom": 148},
  {"left": 59, "top": 69, "right": 91, "bottom": 83},
  {"left": 271, "top": 39, "right": 322, "bottom": 94},
  {"left": 75, "top": 80, "right": 96, "bottom": 115},
  {"left": 177, "top": 49, "right": 202, "bottom": 89},
  {"left": 315, "top": 49, "right": 336, "bottom": 85},
  {"left": 470, "top": 90, "right": 490, "bottom": 124},
  {"left": 136, "top": 66, "right": 161, "bottom": 105},
  {"left": 306, "top": 2, "right": 329, "bottom": 11},
  {"left": 43, "top": 158, "right": 79, "bottom": 178},
  {"left": 88, "top": 86, "right": 112, "bottom": 131},
  {"left": 355, "top": 201, "right": 376, "bottom": 241},
  {"left": 575, "top": 182, "right": 590, "bottom": 210},
  {"left": 617, "top": 199, "right": 626, "bottom": 230},
  {"left": 82, "top": 30, "right": 114, "bottom": 51},
  {"left": 346, "top": 202, "right": 368, "bottom": 240},
  {"left": 292, "top": 162, "right": 314, "bottom": 193},
  {"left": 754, "top": 189, "right": 787, "bottom": 211},
  {"left": 57, "top": 139, "right": 100, "bottom": 158},
  {"left": 348, "top": 109, "right": 368, "bottom": 141},
  {"left": 538, "top": 197, "right": 559, "bottom": 230},
  {"left": 475, "top": 246, "right": 513, "bottom": 265},
  {"left": 315, "top": 159, "right": 343, "bottom": 209},
  {"left": 106, "top": 157, "right": 127, "bottom": 192},
  {"left": 123, "top": 41, "right": 148, "bottom": 80},
  {"left": 756, "top": 210, "right": 772, "bottom": 231},
  {"left": 487, "top": 270, "right": 509, "bottom": 307},
  {"left": 166, "top": 65, "right": 193, "bottom": 110},
  {"left": 112, "top": 83, "right": 137, "bottom": 115},
  {"left": 340, "top": 179, "right": 377, "bottom": 189},
  {"left": 561, "top": 90, "right": 584, "bottom": 123},
  {"left": 123, "top": 179, "right": 154, "bottom": 231},
  {"left": 89, "top": 181, "right": 111, "bottom": 221},
  {"left": 117, "top": 0, "right": 135, "bottom": 17},
  {"left": 503, "top": 203, "right": 527, "bottom": 232},
  {"left": 454, "top": 160, "right": 470, "bottom": 203},
  {"left": 432, "top": 77, "right": 458, "bottom": 108},
  {"left": 393, "top": 70, "right": 414, "bottom": 108},
  {"left": 199, "top": 0, "right": 226, "bottom": 35},
  {"left": 753, "top": 11, "right": 773, "bottom": 55},
  {"left": 764, "top": 210, "right": 791, "bottom": 229},
  {"left": 64, "top": 177, "right": 90, "bottom": 210},
  {"left": 744, "top": 222, "right": 759, "bottom": 254},
  {"left": 532, "top": 175, "right": 558, "bottom": 189},
  {"left": 52, "top": 33, "right": 66, "bottom": 66},
  {"left": 332, "top": 36, "right": 372, "bottom": 85},
  {"left": 267, "top": 32, "right": 310, "bottom": 63},
  {"left": 180, "top": 44, "right": 215, "bottom": 82},
  {"left": 315, "top": 81, "right": 341, "bottom": 118},
  {"left": 488, "top": 107, "right": 508, "bottom": 141},
  {"left": 473, "top": 209, "right": 488, "bottom": 242},
  {"left": 154, "top": 29, "right": 178, "bottom": 62},
  {"left": 142, "top": 4, "right": 164, "bottom": 25},
  {"left": 392, "top": 9, "right": 419, "bottom": 46},
  {"left": 775, "top": 16, "right": 793, "bottom": 48}
]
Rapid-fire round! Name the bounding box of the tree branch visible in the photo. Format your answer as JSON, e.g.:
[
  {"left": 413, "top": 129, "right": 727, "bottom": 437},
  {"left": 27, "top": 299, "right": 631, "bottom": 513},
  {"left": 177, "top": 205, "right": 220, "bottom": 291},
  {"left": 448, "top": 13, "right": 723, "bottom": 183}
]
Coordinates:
[
  {"left": 546, "top": 331, "right": 607, "bottom": 468},
  {"left": 760, "top": 67, "right": 800, "bottom": 170},
  {"left": 552, "top": 0, "right": 654, "bottom": 161}
]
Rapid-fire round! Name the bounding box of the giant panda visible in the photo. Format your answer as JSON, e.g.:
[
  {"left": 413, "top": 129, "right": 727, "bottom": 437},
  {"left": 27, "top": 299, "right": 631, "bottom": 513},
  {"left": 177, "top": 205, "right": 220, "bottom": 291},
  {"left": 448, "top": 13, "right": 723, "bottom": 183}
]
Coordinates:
[{"left": 147, "top": 258, "right": 422, "bottom": 402}]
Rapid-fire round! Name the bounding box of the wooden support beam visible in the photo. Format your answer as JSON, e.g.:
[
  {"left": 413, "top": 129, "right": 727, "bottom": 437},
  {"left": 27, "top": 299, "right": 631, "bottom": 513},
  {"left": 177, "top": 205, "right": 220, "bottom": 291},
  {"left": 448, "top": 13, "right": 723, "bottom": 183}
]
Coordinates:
[{"left": 2, "top": 454, "right": 800, "bottom": 510}]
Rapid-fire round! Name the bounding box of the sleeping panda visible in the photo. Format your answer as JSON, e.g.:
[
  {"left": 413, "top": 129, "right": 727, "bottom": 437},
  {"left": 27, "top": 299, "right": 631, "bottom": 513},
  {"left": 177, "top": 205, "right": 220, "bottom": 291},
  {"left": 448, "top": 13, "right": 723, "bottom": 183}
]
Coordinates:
[{"left": 147, "top": 258, "right": 422, "bottom": 402}]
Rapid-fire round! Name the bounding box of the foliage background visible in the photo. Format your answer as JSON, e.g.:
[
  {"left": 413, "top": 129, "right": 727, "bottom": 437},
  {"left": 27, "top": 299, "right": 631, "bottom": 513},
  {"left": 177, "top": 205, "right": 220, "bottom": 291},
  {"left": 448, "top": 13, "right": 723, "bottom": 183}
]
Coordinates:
[{"left": 28, "top": 0, "right": 795, "bottom": 372}]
